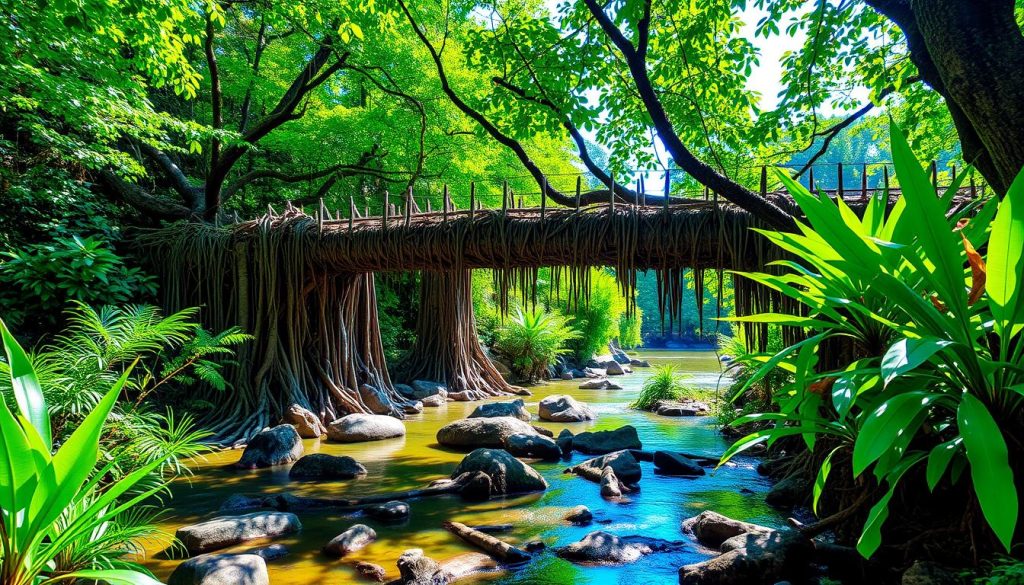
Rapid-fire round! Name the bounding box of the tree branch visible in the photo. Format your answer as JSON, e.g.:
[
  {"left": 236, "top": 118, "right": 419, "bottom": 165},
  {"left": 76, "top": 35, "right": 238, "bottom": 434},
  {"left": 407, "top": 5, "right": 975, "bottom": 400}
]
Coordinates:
[
  {"left": 95, "top": 170, "right": 193, "bottom": 220},
  {"left": 205, "top": 12, "right": 223, "bottom": 173}
]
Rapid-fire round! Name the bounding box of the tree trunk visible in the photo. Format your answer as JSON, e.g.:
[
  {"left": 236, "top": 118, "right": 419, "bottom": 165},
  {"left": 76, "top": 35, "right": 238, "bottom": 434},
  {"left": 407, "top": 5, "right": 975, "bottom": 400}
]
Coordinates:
[{"left": 396, "top": 269, "right": 517, "bottom": 397}]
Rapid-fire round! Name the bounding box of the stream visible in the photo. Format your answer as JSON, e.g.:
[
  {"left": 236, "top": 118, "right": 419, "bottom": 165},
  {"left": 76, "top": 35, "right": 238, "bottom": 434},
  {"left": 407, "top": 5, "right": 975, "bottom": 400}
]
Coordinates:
[{"left": 143, "top": 350, "right": 784, "bottom": 584}]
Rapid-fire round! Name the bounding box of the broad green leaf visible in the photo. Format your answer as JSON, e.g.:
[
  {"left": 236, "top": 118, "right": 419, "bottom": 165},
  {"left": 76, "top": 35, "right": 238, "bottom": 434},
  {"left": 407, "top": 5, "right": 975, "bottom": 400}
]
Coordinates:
[
  {"left": 857, "top": 452, "right": 925, "bottom": 557},
  {"left": 925, "top": 438, "right": 962, "bottom": 492},
  {"left": 880, "top": 337, "right": 953, "bottom": 386},
  {"left": 852, "top": 391, "right": 943, "bottom": 476},
  {"left": 987, "top": 166, "right": 1024, "bottom": 344},
  {"left": 813, "top": 446, "right": 843, "bottom": 515},
  {"left": 958, "top": 394, "right": 1018, "bottom": 551},
  {"left": 0, "top": 318, "right": 51, "bottom": 449}
]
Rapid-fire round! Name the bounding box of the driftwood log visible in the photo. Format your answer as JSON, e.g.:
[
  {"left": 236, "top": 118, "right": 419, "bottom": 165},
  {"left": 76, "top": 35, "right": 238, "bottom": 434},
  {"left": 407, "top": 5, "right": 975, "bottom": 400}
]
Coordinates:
[{"left": 442, "top": 521, "right": 531, "bottom": 564}]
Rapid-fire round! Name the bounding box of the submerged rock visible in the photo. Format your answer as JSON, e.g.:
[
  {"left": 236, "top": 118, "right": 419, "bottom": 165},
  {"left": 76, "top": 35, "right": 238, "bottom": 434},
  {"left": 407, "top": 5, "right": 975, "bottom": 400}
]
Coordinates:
[
  {"left": 556, "top": 531, "right": 682, "bottom": 564},
  {"left": 365, "top": 500, "right": 410, "bottom": 523},
  {"left": 397, "top": 548, "right": 453, "bottom": 585},
  {"left": 245, "top": 543, "right": 288, "bottom": 561},
  {"left": 421, "top": 394, "right": 446, "bottom": 407},
  {"left": 168, "top": 553, "right": 269, "bottom": 585},
  {"left": 436, "top": 416, "right": 538, "bottom": 449},
  {"left": 678, "top": 530, "right": 811, "bottom": 585},
  {"left": 323, "top": 524, "right": 376, "bottom": 558},
  {"left": 235, "top": 425, "right": 303, "bottom": 469},
  {"left": 655, "top": 400, "right": 710, "bottom": 416},
  {"left": 176, "top": 512, "right": 301, "bottom": 555},
  {"left": 653, "top": 451, "right": 705, "bottom": 477},
  {"left": 579, "top": 378, "right": 623, "bottom": 390},
  {"left": 288, "top": 454, "right": 367, "bottom": 480},
  {"left": 630, "top": 359, "right": 651, "bottom": 367},
  {"left": 469, "top": 399, "right": 531, "bottom": 421},
  {"left": 447, "top": 390, "right": 489, "bottom": 401},
  {"left": 573, "top": 425, "right": 642, "bottom": 454},
  {"left": 568, "top": 450, "right": 642, "bottom": 484},
  {"left": 600, "top": 467, "right": 623, "bottom": 498},
  {"left": 327, "top": 413, "right": 406, "bottom": 443},
  {"left": 765, "top": 475, "right": 810, "bottom": 509},
  {"left": 504, "top": 433, "right": 561, "bottom": 461},
  {"left": 681, "top": 511, "right": 772, "bottom": 548},
  {"left": 451, "top": 448, "right": 548, "bottom": 495},
  {"left": 565, "top": 505, "right": 593, "bottom": 525},
  {"left": 282, "top": 404, "right": 326, "bottom": 438},
  {"left": 556, "top": 429, "right": 574, "bottom": 458},
  {"left": 538, "top": 394, "right": 596, "bottom": 422}
]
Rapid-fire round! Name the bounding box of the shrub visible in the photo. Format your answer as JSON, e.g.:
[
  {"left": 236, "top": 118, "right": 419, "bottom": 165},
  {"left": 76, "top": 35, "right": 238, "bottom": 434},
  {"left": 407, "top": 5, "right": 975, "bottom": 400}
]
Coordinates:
[
  {"left": 495, "top": 307, "right": 578, "bottom": 382},
  {"left": 618, "top": 311, "right": 643, "bottom": 349},
  {"left": 630, "top": 364, "right": 698, "bottom": 410}
]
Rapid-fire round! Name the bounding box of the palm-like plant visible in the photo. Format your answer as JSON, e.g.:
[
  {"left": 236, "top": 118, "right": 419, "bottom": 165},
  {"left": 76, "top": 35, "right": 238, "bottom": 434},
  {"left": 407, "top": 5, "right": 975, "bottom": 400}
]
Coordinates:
[
  {"left": 495, "top": 307, "right": 579, "bottom": 382},
  {"left": 0, "top": 319, "right": 183, "bottom": 585},
  {"left": 630, "top": 364, "right": 696, "bottom": 410},
  {"left": 720, "top": 122, "right": 1024, "bottom": 557}
]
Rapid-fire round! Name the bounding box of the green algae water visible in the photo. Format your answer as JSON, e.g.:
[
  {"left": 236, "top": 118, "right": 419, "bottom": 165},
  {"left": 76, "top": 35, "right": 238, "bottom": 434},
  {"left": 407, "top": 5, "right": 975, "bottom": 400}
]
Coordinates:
[{"left": 143, "top": 351, "right": 783, "bottom": 583}]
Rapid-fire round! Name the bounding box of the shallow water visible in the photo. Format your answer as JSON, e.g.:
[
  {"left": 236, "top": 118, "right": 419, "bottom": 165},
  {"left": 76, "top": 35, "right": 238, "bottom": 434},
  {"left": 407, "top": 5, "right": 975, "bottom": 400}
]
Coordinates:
[{"left": 143, "top": 351, "right": 782, "bottom": 584}]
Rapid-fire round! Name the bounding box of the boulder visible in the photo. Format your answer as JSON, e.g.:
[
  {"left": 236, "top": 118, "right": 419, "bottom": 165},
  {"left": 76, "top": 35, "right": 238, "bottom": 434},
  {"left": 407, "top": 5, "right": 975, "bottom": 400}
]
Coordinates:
[
  {"left": 681, "top": 511, "right": 772, "bottom": 548},
  {"left": 524, "top": 540, "right": 546, "bottom": 553},
  {"left": 600, "top": 467, "right": 623, "bottom": 498},
  {"left": 568, "top": 450, "right": 642, "bottom": 484},
  {"left": 630, "top": 359, "right": 651, "bottom": 367},
  {"left": 653, "top": 451, "right": 705, "bottom": 476},
  {"left": 678, "top": 530, "right": 811, "bottom": 585},
  {"left": 323, "top": 524, "right": 376, "bottom": 558},
  {"left": 355, "top": 561, "right": 388, "bottom": 582},
  {"left": 448, "top": 390, "right": 488, "bottom": 401},
  {"left": 765, "top": 475, "right": 809, "bottom": 509},
  {"left": 394, "top": 383, "right": 416, "bottom": 399},
  {"left": 235, "top": 425, "right": 303, "bottom": 469},
  {"left": 565, "top": 505, "right": 593, "bottom": 525},
  {"left": 573, "top": 426, "right": 642, "bottom": 454},
  {"left": 469, "top": 399, "right": 530, "bottom": 421},
  {"left": 411, "top": 380, "right": 447, "bottom": 399},
  {"left": 538, "top": 395, "right": 597, "bottom": 422},
  {"left": 556, "top": 429, "right": 574, "bottom": 458},
  {"left": 902, "top": 561, "right": 961, "bottom": 585},
  {"left": 288, "top": 454, "right": 367, "bottom": 480},
  {"left": 504, "top": 433, "right": 561, "bottom": 461},
  {"left": 453, "top": 470, "right": 492, "bottom": 501},
  {"left": 560, "top": 371, "right": 574, "bottom": 380},
  {"left": 602, "top": 360, "right": 629, "bottom": 375},
  {"left": 327, "top": 413, "right": 406, "bottom": 443},
  {"left": 421, "top": 394, "right": 446, "bottom": 407},
  {"left": 176, "top": 512, "right": 301, "bottom": 555},
  {"left": 359, "top": 384, "right": 402, "bottom": 417},
  {"left": 451, "top": 448, "right": 548, "bottom": 495},
  {"left": 246, "top": 544, "right": 288, "bottom": 561},
  {"left": 436, "top": 416, "right": 538, "bottom": 449},
  {"left": 168, "top": 553, "right": 269, "bottom": 585},
  {"left": 403, "top": 401, "right": 424, "bottom": 415},
  {"left": 556, "top": 531, "right": 681, "bottom": 565},
  {"left": 397, "top": 549, "right": 453, "bottom": 585},
  {"left": 611, "top": 347, "right": 632, "bottom": 364},
  {"left": 365, "top": 500, "right": 410, "bottom": 523},
  {"left": 282, "top": 404, "right": 326, "bottom": 438},
  {"left": 579, "top": 378, "right": 622, "bottom": 390}
]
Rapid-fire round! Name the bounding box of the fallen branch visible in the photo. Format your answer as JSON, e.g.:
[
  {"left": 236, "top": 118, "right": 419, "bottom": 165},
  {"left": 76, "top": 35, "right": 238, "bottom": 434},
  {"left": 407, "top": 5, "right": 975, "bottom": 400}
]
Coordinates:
[{"left": 443, "top": 521, "right": 531, "bottom": 564}]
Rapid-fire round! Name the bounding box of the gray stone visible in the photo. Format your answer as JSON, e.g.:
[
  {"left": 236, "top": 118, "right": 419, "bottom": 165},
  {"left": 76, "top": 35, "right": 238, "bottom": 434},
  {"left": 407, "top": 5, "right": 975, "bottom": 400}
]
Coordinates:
[
  {"left": 504, "top": 433, "right": 561, "bottom": 461},
  {"left": 168, "top": 553, "right": 269, "bottom": 585},
  {"left": 327, "top": 413, "right": 406, "bottom": 443},
  {"left": 568, "top": 449, "right": 642, "bottom": 484},
  {"left": 246, "top": 544, "right": 288, "bottom": 561},
  {"left": 448, "top": 390, "right": 488, "bottom": 401},
  {"left": 403, "top": 401, "right": 424, "bottom": 415},
  {"left": 365, "top": 500, "right": 410, "bottom": 522},
  {"left": 356, "top": 561, "right": 388, "bottom": 582},
  {"left": 902, "top": 561, "right": 961, "bottom": 585},
  {"left": 288, "top": 453, "right": 367, "bottom": 480},
  {"left": 236, "top": 425, "right": 303, "bottom": 469},
  {"left": 681, "top": 511, "right": 772, "bottom": 548},
  {"left": 538, "top": 394, "right": 597, "bottom": 422},
  {"left": 282, "top": 404, "right": 326, "bottom": 438},
  {"left": 602, "top": 360, "right": 629, "bottom": 375},
  {"left": 573, "top": 425, "right": 642, "bottom": 454},
  {"left": 556, "top": 531, "right": 681, "bottom": 565},
  {"left": 653, "top": 451, "right": 705, "bottom": 476},
  {"left": 630, "top": 359, "right": 651, "bottom": 367},
  {"left": 565, "top": 505, "right": 593, "bottom": 524},
  {"left": 524, "top": 540, "right": 546, "bottom": 553},
  {"left": 451, "top": 448, "right": 548, "bottom": 495},
  {"left": 397, "top": 548, "right": 453, "bottom": 585},
  {"left": 411, "top": 380, "right": 447, "bottom": 399},
  {"left": 175, "top": 512, "right": 301, "bottom": 555},
  {"left": 678, "top": 530, "right": 811, "bottom": 585},
  {"left": 600, "top": 467, "right": 623, "bottom": 498},
  {"left": 360, "top": 384, "right": 402, "bottom": 417},
  {"left": 560, "top": 371, "right": 574, "bottom": 380},
  {"left": 579, "top": 378, "right": 623, "bottom": 390},
  {"left": 556, "top": 429, "right": 573, "bottom": 458},
  {"left": 323, "top": 524, "right": 376, "bottom": 557},
  {"left": 436, "top": 416, "right": 538, "bottom": 449},
  {"left": 765, "top": 475, "right": 809, "bottom": 509},
  {"left": 395, "top": 383, "right": 416, "bottom": 399},
  {"left": 468, "top": 399, "right": 530, "bottom": 421},
  {"left": 421, "top": 394, "right": 446, "bottom": 407},
  {"left": 453, "top": 470, "right": 492, "bottom": 501}
]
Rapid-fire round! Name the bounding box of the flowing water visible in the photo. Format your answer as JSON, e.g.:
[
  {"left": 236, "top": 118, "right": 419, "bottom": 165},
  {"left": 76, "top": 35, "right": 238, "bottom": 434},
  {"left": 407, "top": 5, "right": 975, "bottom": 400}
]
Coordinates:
[{"left": 143, "top": 351, "right": 783, "bottom": 584}]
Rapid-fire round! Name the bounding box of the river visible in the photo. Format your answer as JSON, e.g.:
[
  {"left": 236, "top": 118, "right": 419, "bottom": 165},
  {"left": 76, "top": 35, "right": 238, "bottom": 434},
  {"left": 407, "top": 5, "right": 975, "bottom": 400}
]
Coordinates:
[{"left": 143, "top": 350, "right": 783, "bottom": 584}]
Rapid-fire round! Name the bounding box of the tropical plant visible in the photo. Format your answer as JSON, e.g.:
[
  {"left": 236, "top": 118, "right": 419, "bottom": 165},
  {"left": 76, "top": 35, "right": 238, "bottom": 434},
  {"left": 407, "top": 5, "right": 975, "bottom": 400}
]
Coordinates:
[
  {"left": 630, "top": 364, "right": 698, "bottom": 410},
  {"left": 494, "top": 307, "right": 579, "bottom": 382},
  {"left": 719, "top": 121, "right": 1023, "bottom": 558},
  {"left": 618, "top": 311, "right": 643, "bottom": 350},
  {"left": 970, "top": 556, "right": 1024, "bottom": 585},
  {"left": 0, "top": 318, "right": 196, "bottom": 585}
]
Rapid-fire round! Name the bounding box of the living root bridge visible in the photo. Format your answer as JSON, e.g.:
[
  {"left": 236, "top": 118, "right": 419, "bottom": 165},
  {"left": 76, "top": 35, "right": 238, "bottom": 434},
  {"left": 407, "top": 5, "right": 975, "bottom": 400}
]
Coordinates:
[{"left": 138, "top": 201, "right": 794, "bottom": 441}]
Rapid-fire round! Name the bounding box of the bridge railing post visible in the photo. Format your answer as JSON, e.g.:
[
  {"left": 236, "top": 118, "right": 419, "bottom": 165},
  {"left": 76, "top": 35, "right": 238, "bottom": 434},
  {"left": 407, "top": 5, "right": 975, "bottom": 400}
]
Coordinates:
[
  {"left": 837, "top": 163, "right": 844, "bottom": 199},
  {"left": 470, "top": 181, "right": 476, "bottom": 221},
  {"left": 575, "top": 176, "right": 581, "bottom": 211},
  {"left": 541, "top": 178, "right": 547, "bottom": 220}
]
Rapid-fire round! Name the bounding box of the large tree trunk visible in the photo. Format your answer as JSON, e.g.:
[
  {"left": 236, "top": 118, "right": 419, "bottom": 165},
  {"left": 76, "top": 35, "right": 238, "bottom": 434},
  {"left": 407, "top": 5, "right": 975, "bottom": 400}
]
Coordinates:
[{"left": 396, "top": 269, "right": 518, "bottom": 397}]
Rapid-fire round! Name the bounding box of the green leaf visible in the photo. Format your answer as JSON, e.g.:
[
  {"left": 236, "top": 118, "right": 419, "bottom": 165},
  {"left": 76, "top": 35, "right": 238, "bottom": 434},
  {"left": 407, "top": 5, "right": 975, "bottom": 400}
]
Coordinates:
[
  {"left": 857, "top": 452, "right": 925, "bottom": 558},
  {"left": 813, "top": 446, "right": 843, "bottom": 515},
  {"left": 987, "top": 166, "right": 1024, "bottom": 343},
  {"left": 0, "top": 318, "right": 51, "bottom": 449},
  {"left": 852, "top": 391, "right": 942, "bottom": 476},
  {"left": 880, "top": 337, "right": 953, "bottom": 387},
  {"left": 958, "top": 394, "right": 1018, "bottom": 551},
  {"left": 925, "top": 438, "right": 961, "bottom": 492}
]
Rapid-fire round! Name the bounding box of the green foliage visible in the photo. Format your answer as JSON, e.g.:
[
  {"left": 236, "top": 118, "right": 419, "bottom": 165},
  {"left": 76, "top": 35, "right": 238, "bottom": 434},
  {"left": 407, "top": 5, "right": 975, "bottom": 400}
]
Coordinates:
[
  {"left": 630, "top": 365, "right": 697, "bottom": 410},
  {"left": 0, "top": 236, "right": 157, "bottom": 331},
  {"left": 720, "top": 122, "right": 1024, "bottom": 557},
  {"left": 618, "top": 312, "right": 642, "bottom": 350},
  {"left": 495, "top": 307, "right": 579, "bottom": 382},
  {"left": 0, "top": 318, "right": 201, "bottom": 585},
  {"left": 970, "top": 556, "right": 1024, "bottom": 585},
  {"left": 472, "top": 270, "right": 502, "bottom": 347},
  {"left": 549, "top": 269, "right": 628, "bottom": 362}
]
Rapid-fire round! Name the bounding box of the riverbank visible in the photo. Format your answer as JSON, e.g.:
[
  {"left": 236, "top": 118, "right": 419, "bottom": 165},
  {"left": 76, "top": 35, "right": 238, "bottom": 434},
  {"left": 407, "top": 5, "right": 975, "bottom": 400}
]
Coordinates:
[{"left": 143, "top": 351, "right": 783, "bottom": 584}]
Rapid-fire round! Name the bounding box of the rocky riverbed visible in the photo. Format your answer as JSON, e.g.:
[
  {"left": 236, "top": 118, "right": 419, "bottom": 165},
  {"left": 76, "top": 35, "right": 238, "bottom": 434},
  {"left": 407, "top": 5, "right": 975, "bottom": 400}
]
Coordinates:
[{"left": 142, "top": 351, "right": 783, "bottom": 584}]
